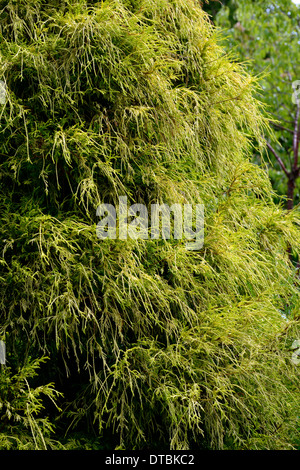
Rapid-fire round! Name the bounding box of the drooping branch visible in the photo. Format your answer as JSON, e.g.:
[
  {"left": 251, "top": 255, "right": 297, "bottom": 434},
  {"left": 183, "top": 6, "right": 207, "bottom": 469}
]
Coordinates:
[
  {"left": 266, "top": 141, "right": 289, "bottom": 177},
  {"left": 270, "top": 121, "right": 294, "bottom": 134}
]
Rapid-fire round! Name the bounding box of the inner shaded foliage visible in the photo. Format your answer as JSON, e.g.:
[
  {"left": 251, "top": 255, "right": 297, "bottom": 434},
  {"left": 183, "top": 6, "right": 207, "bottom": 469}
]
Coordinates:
[{"left": 0, "top": 0, "right": 299, "bottom": 450}]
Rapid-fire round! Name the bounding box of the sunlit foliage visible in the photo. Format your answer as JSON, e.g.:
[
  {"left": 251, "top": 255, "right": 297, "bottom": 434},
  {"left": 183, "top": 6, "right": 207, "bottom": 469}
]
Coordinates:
[{"left": 0, "top": 0, "right": 299, "bottom": 449}]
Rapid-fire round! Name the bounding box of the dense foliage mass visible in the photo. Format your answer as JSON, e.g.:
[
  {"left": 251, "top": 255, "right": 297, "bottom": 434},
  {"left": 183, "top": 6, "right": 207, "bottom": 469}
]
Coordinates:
[{"left": 0, "top": 0, "right": 299, "bottom": 450}]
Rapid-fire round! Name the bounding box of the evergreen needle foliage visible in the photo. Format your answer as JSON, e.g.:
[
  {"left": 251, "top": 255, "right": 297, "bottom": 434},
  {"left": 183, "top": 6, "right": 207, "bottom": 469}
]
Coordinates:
[{"left": 0, "top": 0, "right": 299, "bottom": 450}]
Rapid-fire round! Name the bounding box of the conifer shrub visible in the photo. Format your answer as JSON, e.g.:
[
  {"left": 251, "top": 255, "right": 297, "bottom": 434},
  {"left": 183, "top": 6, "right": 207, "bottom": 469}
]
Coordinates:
[{"left": 0, "top": 0, "right": 299, "bottom": 449}]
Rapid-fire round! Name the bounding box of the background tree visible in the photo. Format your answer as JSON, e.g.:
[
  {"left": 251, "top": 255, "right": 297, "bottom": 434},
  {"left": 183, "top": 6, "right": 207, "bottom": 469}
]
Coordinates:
[
  {"left": 203, "top": 0, "right": 300, "bottom": 212},
  {"left": 0, "top": 0, "right": 300, "bottom": 450}
]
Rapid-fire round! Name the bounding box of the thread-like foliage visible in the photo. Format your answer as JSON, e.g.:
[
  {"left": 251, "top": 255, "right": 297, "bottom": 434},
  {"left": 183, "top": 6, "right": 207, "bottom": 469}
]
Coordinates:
[{"left": 0, "top": 0, "right": 299, "bottom": 449}]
